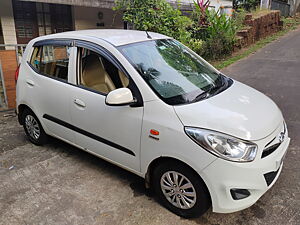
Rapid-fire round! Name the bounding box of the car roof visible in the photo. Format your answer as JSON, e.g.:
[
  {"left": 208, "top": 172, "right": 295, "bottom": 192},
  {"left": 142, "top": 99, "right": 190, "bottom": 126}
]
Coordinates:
[{"left": 35, "top": 29, "right": 170, "bottom": 46}]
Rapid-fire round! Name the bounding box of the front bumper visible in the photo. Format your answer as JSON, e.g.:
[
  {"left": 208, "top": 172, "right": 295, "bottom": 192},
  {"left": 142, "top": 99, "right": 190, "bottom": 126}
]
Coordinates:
[{"left": 200, "top": 129, "right": 290, "bottom": 213}]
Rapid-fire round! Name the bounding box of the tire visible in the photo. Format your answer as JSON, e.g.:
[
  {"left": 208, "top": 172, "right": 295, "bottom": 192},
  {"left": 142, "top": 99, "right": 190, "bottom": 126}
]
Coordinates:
[
  {"left": 22, "top": 108, "right": 48, "bottom": 145},
  {"left": 152, "top": 161, "right": 211, "bottom": 218}
]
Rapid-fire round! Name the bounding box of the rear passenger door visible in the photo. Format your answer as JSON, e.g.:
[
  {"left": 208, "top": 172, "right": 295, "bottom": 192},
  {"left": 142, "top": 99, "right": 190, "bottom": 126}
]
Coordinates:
[{"left": 28, "top": 40, "right": 75, "bottom": 143}]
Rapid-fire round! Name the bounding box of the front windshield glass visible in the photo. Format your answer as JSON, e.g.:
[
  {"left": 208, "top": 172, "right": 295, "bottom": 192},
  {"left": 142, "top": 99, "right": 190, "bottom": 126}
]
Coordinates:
[{"left": 118, "top": 39, "right": 230, "bottom": 105}]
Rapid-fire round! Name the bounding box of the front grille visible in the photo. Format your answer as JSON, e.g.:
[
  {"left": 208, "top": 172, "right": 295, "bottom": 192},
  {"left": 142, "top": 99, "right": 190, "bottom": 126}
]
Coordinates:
[
  {"left": 264, "top": 167, "right": 280, "bottom": 186},
  {"left": 261, "top": 143, "right": 281, "bottom": 158},
  {"left": 261, "top": 122, "right": 286, "bottom": 158}
]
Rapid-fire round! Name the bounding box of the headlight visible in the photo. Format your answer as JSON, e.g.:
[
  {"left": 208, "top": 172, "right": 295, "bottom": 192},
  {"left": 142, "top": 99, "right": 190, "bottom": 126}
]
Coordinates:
[{"left": 185, "top": 127, "right": 257, "bottom": 162}]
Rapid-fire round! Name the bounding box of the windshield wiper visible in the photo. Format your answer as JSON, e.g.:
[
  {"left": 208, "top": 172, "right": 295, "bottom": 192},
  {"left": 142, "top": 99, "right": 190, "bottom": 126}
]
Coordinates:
[
  {"left": 191, "top": 90, "right": 211, "bottom": 103},
  {"left": 208, "top": 75, "right": 227, "bottom": 94},
  {"left": 191, "top": 75, "right": 227, "bottom": 103}
]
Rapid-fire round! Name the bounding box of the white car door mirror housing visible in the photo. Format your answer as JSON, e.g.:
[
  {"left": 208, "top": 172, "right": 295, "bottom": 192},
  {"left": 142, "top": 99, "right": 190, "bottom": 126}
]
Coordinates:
[{"left": 105, "top": 88, "right": 135, "bottom": 106}]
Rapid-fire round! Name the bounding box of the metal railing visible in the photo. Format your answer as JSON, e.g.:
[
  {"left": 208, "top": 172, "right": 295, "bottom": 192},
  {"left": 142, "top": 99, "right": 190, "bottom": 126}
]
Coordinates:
[{"left": 0, "top": 44, "right": 27, "bottom": 64}]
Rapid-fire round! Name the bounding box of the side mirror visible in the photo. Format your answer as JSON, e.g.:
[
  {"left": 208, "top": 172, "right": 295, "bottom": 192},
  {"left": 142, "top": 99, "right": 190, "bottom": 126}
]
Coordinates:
[{"left": 105, "top": 88, "right": 136, "bottom": 106}]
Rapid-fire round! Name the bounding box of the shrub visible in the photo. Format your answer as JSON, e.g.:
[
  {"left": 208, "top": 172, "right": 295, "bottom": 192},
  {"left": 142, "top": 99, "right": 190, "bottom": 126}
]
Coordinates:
[
  {"left": 114, "top": 0, "right": 192, "bottom": 41},
  {"left": 190, "top": 1, "right": 239, "bottom": 59},
  {"left": 203, "top": 9, "right": 238, "bottom": 59},
  {"left": 114, "top": 0, "right": 242, "bottom": 59},
  {"left": 114, "top": 0, "right": 205, "bottom": 56},
  {"left": 186, "top": 39, "right": 206, "bottom": 56},
  {"left": 190, "top": 0, "right": 210, "bottom": 40},
  {"left": 233, "top": 8, "right": 247, "bottom": 30},
  {"left": 193, "top": 0, "right": 210, "bottom": 26}
]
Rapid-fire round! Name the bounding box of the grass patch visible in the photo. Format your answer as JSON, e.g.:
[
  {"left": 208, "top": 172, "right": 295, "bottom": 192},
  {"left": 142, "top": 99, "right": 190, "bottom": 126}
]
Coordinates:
[
  {"left": 251, "top": 9, "right": 272, "bottom": 18},
  {"left": 211, "top": 15, "right": 300, "bottom": 70}
]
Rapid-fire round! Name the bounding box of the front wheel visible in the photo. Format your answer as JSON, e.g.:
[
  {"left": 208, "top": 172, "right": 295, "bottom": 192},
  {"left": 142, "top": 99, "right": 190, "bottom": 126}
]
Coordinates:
[
  {"left": 22, "top": 108, "right": 48, "bottom": 145},
  {"left": 152, "top": 161, "right": 211, "bottom": 218}
]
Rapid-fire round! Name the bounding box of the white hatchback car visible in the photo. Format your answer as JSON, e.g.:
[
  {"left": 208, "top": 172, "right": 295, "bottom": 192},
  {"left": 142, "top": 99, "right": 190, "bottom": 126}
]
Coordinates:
[{"left": 16, "top": 30, "right": 290, "bottom": 218}]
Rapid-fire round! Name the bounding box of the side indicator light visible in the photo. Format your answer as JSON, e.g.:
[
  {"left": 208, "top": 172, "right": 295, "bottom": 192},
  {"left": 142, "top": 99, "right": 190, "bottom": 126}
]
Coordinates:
[{"left": 150, "top": 129, "right": 159, "bottom": 135}]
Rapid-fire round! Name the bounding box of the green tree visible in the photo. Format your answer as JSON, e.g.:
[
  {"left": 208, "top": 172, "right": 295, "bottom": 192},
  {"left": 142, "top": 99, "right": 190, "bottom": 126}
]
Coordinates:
[{"left": 114, "top": 0, "right": 192, "bottom": 43}]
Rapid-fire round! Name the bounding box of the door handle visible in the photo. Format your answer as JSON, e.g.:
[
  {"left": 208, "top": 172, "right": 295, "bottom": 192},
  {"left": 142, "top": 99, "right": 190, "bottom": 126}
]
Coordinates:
[
  {"left": 26, "top": 79, "right": 35, "bottom": 86},
  {"left": 74, "top": 99, "right": 86, "bottom": 108}
]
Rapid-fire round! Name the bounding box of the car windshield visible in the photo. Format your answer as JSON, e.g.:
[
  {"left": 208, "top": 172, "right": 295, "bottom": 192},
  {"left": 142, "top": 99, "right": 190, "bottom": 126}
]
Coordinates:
[{"left": 118, "top": 39, "right": 231, "bottom": 105}]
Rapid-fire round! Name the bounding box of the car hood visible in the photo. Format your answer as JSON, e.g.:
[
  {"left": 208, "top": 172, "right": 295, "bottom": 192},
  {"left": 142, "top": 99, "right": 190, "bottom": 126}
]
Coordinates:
[{"left": 174, "top": 81, "right": 283, "bottom": 141}]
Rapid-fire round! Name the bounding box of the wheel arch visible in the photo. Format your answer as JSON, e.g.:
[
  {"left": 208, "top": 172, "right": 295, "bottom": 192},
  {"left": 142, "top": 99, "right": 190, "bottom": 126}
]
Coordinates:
[
  {"left": 17, "top": 104, "right": 33, "bottom": 125},
  {"left": 145, "top": 156, "right": 212, "bottom": 204}
]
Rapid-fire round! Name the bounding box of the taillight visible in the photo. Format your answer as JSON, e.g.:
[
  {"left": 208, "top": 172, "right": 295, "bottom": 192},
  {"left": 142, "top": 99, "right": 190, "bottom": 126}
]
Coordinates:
[{"left": 15, "top": 65, "right": 20, "bottom": 83}]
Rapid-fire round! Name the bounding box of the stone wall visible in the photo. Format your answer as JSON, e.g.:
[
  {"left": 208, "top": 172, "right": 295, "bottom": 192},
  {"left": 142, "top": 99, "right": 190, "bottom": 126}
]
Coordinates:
[{"left": 236, "top": 10, "right": 283, "bottom": 48}]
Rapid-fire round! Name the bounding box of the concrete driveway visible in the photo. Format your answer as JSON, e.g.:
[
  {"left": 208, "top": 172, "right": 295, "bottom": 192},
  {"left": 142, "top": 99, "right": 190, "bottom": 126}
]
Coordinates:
[{"left": 1, "top": 28, "right": 300, "bottom": 225}]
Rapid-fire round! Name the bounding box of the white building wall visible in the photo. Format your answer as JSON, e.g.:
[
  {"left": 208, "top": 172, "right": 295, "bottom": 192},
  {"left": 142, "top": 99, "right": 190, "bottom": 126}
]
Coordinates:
[
  {"left": 0, "top": 0, "right": 17, "bottom": 49},
  {"left": 73, "top": 6, "right": 124, "bottom": 30}
]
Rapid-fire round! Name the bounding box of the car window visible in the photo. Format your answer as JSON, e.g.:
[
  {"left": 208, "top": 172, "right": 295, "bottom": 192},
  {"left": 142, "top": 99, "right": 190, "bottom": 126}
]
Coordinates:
[
  {"left": 119, "top": 39, "right": 230, "bottom": 105},
  {"left": 30, "top": 46, "right": 42, "bottom": 71},
  {"left": 30, "top": 45, "right": 70, "bottom": 81},
  {"left": 78, "top": 48, "right": 129, "bottom": 94}
]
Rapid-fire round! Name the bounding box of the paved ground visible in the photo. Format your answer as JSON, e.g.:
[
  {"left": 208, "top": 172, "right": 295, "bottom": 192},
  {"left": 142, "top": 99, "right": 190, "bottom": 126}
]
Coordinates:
[{"left": 1, "top": 28, "right": 300, "bottom": 225}]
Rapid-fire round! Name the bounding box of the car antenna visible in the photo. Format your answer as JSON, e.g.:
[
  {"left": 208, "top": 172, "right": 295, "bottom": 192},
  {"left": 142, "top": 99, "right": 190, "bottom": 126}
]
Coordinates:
[{"left": 146, "top": 31, "right": 152, "bottom": 39}]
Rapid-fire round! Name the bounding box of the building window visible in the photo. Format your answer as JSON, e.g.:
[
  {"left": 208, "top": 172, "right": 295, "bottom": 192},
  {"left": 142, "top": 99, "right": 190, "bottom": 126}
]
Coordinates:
[
  {"left": 50, "top": 4, "right": 73, "bottom": 33},
  {"left": 13, "top": 1, "right": 73, "bottom": 44},
  {"left": 36, "top": 3, "right": 51, "bottom": 36},
  {"left": 36, "top": 3, "right": 73, "bottom": 36},
  {"left": 12, "top": 0, "right": 38, "bottom": 44}
]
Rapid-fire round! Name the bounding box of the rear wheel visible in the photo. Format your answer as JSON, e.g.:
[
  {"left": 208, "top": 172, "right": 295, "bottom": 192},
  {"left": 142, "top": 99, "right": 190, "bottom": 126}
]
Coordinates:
[
  {"left": 152, "top": 161, "right": 211, "bottom": 218},
  {"left": 22, "top": 109, "right": 47, "bottom": 145}
]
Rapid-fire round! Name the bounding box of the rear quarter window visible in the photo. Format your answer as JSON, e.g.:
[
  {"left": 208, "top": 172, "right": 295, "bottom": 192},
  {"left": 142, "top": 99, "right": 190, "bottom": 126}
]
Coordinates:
[
  {"left": 30, "top": 46, "right": 42, "bottom": 71},
  {"left": 29, "top": 45, "right": 70, "bottom": 81}
]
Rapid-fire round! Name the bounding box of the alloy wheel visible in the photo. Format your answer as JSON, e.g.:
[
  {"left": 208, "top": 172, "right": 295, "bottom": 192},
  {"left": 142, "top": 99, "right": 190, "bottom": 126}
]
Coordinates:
[
  {"left": 25, "top": 114, "right": 40, "bottom": 140},
  {"left": 160, "top": 171, "right": 197, "bottom": 209}
]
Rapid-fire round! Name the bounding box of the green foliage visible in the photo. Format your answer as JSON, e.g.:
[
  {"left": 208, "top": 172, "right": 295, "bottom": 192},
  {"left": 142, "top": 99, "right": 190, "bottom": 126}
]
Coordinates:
[
  {"left": 114, "top": 0, "right": 206, "bottom": 56},
  {"left": 204, "top": 10, "right": 237, "bottom": 59},
  {"left": 214, "top": 15, "right": 300, "bottom": 69},
  {"left": 191, "top": 7, "right": 238, "bottom": 60},
  {"left": 233, "top": 0, "right": 260, "bottom": 11},
  {"left": 186, "top": 39, "right": 206, "bottom": 56},
  {"left": 190, "top": 0, "right": 210, "bottom": 41},
  {"left": 114, "top": 0, "right": 192, "bottom": 42},
  {"left": 190, "top": 0, "right": 240, "bottom": 59},
  {"left": 232, "top": 8, "right": 247, "bottom": 30},
  {"left": 114, "top": 0, "right": 242, "bottom": 60},
  {"left": 193, "top": 0, "right": 210, "bottom": 26}
]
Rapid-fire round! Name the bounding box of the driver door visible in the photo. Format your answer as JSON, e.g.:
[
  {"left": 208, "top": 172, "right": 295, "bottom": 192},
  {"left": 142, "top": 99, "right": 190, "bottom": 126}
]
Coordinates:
[{"left": 68, "top": 42, "right": 143, "bottom": 172}]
